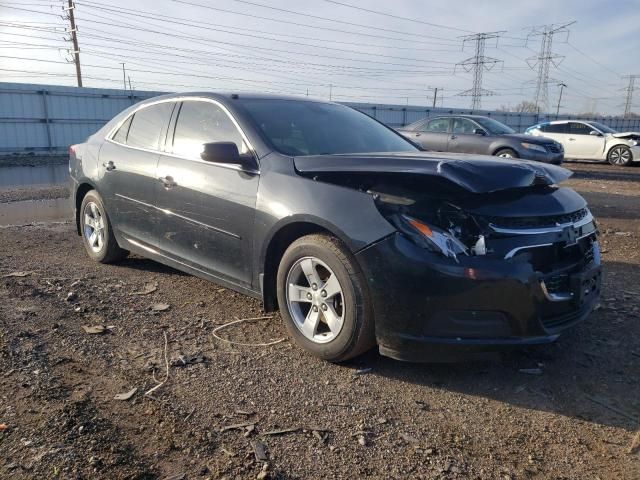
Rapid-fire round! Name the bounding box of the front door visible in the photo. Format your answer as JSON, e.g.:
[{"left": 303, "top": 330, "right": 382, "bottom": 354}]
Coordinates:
[
  {"left": 154, "top": 99, "right": 259, "bottom": 287},
  {"left": 566, "top": 122, "right": 606, "bottom": 159},
  {"left": 97, "top": 101, "right": 175, "bottom": 246},
  {"left": 447, "top": 117, "right": 494, "bottom": 154}
]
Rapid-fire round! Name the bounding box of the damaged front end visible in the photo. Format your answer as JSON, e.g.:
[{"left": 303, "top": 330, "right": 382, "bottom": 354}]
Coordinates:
[{"left": 295, "top": 154, "right": 602, "bottom": 361}]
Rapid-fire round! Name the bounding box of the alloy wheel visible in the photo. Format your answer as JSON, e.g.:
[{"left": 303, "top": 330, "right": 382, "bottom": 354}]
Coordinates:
[
  {"left": 609, "top": 146, "right": 631, "bottom": 165},
  {"left": 285, "top": 256, "right": 345, "bottom": 344},
  {"left": 83, "top": 201, "right": 105, "bottom": 253}
]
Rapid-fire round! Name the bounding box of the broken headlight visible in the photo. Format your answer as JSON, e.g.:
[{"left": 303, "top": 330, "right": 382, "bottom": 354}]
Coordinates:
[{"left": 397, "top": 215, "right": 468, "bottom": 261}]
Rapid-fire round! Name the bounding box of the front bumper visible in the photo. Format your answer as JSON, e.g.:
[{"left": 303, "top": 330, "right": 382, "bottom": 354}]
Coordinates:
[
  {"left": 519, "top": 148, "right": 564, "bottom": 165},
  {"left": 356, "top": 231, "right": 601, "bottom": 362}
]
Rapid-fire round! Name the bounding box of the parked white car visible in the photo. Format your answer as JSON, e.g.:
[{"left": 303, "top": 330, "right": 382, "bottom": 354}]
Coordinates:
[{"left": 525, "top": 120, "right": 640, "bottom": 166}]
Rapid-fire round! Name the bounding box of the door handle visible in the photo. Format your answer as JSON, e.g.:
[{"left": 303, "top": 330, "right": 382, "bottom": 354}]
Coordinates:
[
  {"left": 450, "top": 134, "right": 457, "bottom": 140},
  {"left": 568, "top": 138, "right": 576, "bottom": 141},
  {"left": 158, "top": 175, "right": 177, "bottom": 189},
  {"left": 415, "top": 133, "right": 421, "bottom": 137},
  {"left": 102, "top": 161, "right": 116, "bottom": 171}
]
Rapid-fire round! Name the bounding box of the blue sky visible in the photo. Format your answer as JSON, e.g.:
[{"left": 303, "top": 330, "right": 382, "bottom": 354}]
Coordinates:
[{"left": 1, "top": 0, "right": 638, "bottom": 114}]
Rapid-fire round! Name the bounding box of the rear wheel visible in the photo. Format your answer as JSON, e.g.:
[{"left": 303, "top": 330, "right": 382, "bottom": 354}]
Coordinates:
[
  {"left": 80, "top": 190, "right": 128, "bottom": 263},
  {"left": 276, "top": 234, "right": 375, "bottom": 362},
  {"left": 607, "top": 145, "right": 633, "bottom": 166},
  {"left": 495, "top": 148, "right": 519, "bottom": 159}
]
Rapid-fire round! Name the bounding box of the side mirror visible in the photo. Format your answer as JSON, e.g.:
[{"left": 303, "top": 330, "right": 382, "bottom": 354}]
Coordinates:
[
  {"left": 201, "top": 142, "right": 241, "bottom": 165},
  {"left": 474, "top": 128, "right": 486, "bottom": 135},
  {"left": 589, "top": 130, "right": 601, "bottom": 136}
]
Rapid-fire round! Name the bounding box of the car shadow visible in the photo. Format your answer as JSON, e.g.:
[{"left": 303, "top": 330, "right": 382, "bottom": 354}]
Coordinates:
[
  {"left": 348, "top": 260, "right": 640, "bottom": 432},
  {"left": 116, "top": 256, "right": 189, "bottom": 276}
]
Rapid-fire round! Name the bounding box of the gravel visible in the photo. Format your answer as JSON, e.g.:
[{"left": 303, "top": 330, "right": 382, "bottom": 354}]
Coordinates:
[{"left": 0, "top": 160, "right": 639, "bottom": 479}]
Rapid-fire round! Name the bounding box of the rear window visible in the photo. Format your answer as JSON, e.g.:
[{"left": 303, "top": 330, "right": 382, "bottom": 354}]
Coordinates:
[{"left": 126, "top": 102, "right": 174, "bottom": 150}]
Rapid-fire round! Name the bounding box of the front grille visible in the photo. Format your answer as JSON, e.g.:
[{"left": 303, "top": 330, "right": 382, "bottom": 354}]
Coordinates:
[
  {"left": 546, "top": 143, "right": 562, "bottom": 153},
  {"left": 484, "top": 207, "right": 589, "bottom": 230}
]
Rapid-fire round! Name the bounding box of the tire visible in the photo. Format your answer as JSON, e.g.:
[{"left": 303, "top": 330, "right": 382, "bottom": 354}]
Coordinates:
[
  {"left": 276, "top": 234, "right": 375, "bottom": 362},
  {"left": 494, "top": 148, "right": 519, "bottom": 159},
  {"left": 79, "top": 190, "right": 128, "bottom": 263},
  {"left": 607, "top": 145, "right": 633, "bottom": 166}
]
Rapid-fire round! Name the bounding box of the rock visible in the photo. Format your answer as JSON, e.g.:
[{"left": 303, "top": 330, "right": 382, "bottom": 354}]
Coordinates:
[
  {"left": 151, "top": 303, "right": 170, "bottom": 312},
  {"left": 66, "top": 291, "right": 77, "bottom": 302},
  {"left": 252, "top": 440, "right": 268, "bottom": 462},
  {"left": 256, "top": 463, "right": 269, "bottom": 480}
]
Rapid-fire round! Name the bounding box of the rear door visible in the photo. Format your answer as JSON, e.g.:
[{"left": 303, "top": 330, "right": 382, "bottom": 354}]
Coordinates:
[
  {"left": 413, "top": 117, "right": 450, "bottom": 151},
  {"left": 154, "top": 99, "right": 259, "bottom": 287},
  {"left": 447, "top": 117, "right": 494, "bottom": 154},
  {"left": 566, "top": 122, "right": 606, "bottom": 159},
  {"left": 539, "top": 122, "right": 571, "bottom": 154},
  {"left": 98, "top": 101, "right": 175, "bottom": 246}
]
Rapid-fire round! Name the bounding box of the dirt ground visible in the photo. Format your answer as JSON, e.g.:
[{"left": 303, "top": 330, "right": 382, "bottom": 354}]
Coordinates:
[{"left": 1, "top": 160, "right": 639, "bottom": 479}]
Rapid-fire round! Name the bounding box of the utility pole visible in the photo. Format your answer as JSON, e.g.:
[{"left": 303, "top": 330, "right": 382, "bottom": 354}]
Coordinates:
[
  {"left": 623, "top": 74, "right": 639, "bottom": 118},
  {"left": 556, "top": 82, "right": 567, "bottom": 116},
  {"left": 526, "top": 22, "right": 575, "bottom": 113},
  {"left": 63, "top": 0, "right": 82, "bottom": 87},
  {"left": 329, "top": 83, "right": 332, "bottom": 101},
  {"left": 432, "top": 87, "right": 438, "bottom": 108},
  {"left": 121, "top": 63, "right": 127, "bottom": 91},
  {"left": 456, "top": 31, "right": 504, "bottom": 110}
]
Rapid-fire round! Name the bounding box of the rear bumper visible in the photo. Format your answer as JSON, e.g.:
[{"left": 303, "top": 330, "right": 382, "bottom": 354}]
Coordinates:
[{"left": 356, "top": 233, "right": 601, "bottom": 362}]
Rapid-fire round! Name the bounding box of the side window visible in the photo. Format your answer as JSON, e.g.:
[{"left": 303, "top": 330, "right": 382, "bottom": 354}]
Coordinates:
[
  {"left": 452, "top": 118, "right": 477, "bottom": 134},
  {"left": 568, "top": 122, "right": 592, "bottom": 135},
  {"left": 172, "top": 101, "right": 247, "bottom": 159},
  {"left": 112, "top": 115, "right": 133, "bottom": 144},
  {"left": 543, "top": 123, "right": 568, "bottom": 134},
  {"left": 126, "top": 102, "right": 174, "bottom": 150},
  {"left": 422, "top": 118, "right": 449, "bottom": 133}
]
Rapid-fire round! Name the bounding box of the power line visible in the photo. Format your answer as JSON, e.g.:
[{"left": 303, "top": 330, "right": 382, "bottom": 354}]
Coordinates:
[
  {"left": 526, "top": 21, "right": 575, "bottom": 112},
  {"left": 456, "top": 32, "right": 504, "bottom": 109},
  {"left": 168, "top": 0, "right": 460, "bottom": 47},
  {"left": 319, "top": 0, "right": 472, "bottom": 33}
]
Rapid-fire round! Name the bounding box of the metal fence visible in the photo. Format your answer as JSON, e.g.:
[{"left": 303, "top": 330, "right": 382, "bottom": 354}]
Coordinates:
[{"left": 2, "top": 82, "right": 639, "bottom": 154}]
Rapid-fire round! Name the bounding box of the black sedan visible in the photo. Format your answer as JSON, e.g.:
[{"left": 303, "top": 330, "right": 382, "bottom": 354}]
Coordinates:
[
  {"left": 398, "top": 115, "right": 564, "bottom": 164},
  {"left": 69, "top": 94, "right": 600, "bottom": 362}
]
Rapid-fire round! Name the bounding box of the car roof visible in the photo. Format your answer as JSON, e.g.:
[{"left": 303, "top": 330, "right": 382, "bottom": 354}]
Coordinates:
[{"left": 136, "top": 91, "right": 330, "bottom": 105}]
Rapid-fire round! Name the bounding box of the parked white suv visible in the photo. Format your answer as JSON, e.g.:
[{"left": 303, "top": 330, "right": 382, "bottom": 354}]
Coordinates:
[{"left": 525, "top": 120, "right": 640, "bottom": 166}]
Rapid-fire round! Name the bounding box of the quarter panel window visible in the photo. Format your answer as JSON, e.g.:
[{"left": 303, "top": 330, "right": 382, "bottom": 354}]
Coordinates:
[
  {"left": 421, "top": 118, "right": 449, "bottom": 133},
  {"left": 172, "top": 101, "right": 246, "bottom": 159},
  {"left": 126, "top": 102, "right": 174, "bottom": 150},
  {"left": 112, "top": 115, "right": 132, "bottom": 144}
]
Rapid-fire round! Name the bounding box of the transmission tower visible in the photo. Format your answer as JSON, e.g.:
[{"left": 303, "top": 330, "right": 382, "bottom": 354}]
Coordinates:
[
  {"left": 526, "top": 22, "right": 575, "bottom": 113},
  {"left": 623, "top": 74, "right": 639, "bottom": 118},
  {"left": 456, "top": 32, "right": 504, "bottom": 110}
]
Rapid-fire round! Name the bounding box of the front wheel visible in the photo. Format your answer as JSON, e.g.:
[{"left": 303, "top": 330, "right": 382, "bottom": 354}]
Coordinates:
[
  {"left": 607, "top": 145, "right": 633, "bottom": 166},
  {"left": 494, "top": 148, "right": 519, "bottom": 159},
  {"left": 276, "top": 234, "right": 375, "bottom": 362},
  {"left": 80, "top": 190, "right": 128, "bottom": 263}
]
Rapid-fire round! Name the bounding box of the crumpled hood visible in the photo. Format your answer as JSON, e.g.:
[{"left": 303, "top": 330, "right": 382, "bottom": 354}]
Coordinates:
[
  {"left": 610, "top": 131, "right": 640, "bottom": 140},
  {"left": 294, "top": 152, "right": 572, "bottom": 194}
]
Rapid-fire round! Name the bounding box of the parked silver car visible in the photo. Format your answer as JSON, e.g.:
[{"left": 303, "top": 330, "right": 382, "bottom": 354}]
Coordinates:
[
  {"left": 525, "top": 120, "right": 640, "bottom": 166},
  {"left": 398, "top": 115, "right": 563, "bottom": 164}
]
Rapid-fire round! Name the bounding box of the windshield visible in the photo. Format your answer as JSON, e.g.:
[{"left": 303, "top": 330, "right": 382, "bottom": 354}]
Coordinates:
[
  {"left": 237, "top": 99, "right": 418, "bottom": 156},
  {"left": 588, "top": 121, "right": 617, "bottom": 134},
  {"left": 473, "top": 117, "right": 515, "bottom": 135}
]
